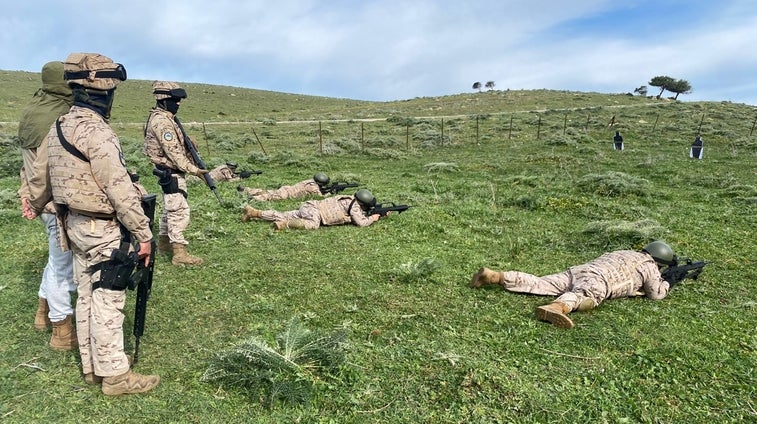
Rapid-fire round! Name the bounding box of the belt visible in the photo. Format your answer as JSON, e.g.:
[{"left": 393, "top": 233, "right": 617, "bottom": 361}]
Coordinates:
[{"left": 68, "top": 208, "right": 117, "bottom": 220}]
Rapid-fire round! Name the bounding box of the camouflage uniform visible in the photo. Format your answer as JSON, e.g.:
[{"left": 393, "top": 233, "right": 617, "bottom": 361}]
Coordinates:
[
  {"left": 499, "top": 250, "right": 670, "bottom": 311},
  {"left": 28, "top": 54, "right": 155, "bottom": 388},
  {"left": 17, "top": 61, "right": 75, "bottom": 332},
  {"left": 241, "top": 179, "right": 324, "bottom": 201},
  {"left": 208, "top": 164, "right": 239, "bottom": 182},
  {"left": 143, "top": 100, "right": 201, "bottom": 246},
  {"left": 257, "top": 195, "right": 374, "bottom": 229}
]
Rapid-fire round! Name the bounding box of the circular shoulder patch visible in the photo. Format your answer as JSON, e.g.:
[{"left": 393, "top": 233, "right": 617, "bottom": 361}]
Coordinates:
[{"left": 163, "top": 132, "right": 174, "bottom": 141}]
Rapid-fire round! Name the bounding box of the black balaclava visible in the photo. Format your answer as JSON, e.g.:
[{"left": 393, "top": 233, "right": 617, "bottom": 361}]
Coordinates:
[
  {"left": 157, "top": 98, "right": 181, "bottom": 115},
  {"left": 72, "top": 85, "right": 116, "bottom": 120}
]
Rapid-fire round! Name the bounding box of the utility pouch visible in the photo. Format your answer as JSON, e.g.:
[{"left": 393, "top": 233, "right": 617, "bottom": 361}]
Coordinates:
[
  {"left": 53, "top": 203, "right": 71, "bottom": 252},
  {"left": 91, "top": 249, "right": 138, "bottom": 291}
]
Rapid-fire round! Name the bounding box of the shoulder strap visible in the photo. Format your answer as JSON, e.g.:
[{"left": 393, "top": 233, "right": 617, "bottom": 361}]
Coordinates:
[{"left": 55, "top": 118, "right": 89, "bottom": 163}]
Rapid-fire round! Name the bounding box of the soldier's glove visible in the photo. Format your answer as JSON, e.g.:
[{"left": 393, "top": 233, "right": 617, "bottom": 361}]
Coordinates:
[{"left": 195, "top": 169, "right": 209, "bottom": 177}]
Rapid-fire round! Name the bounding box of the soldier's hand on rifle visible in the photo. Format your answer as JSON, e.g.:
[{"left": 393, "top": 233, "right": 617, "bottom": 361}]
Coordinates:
[
  {"left": 370, "top": 213, "right": 381, "bottom": 222},
  {"left": 138, "top": 241, "right": 153, "bottom": 267},
  {"left": 195, "top": 169, "right": 209, "bottom": 177}
]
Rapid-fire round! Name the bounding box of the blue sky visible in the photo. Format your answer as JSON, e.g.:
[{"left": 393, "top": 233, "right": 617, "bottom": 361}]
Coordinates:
[{"left": 3, "top": 0, "right": 756, "bottom": 105}]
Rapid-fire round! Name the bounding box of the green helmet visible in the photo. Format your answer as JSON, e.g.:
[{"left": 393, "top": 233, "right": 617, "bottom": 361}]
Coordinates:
[
  {"left": 354, "top": 189, "right": 376, "bottom": 208},
  {"left": 642, "top": 241, "right": 675, "bottom": 265},
  {"left": 226, "top": 162, "right": 238, "bottom": 170},
  {"left": 314, "top": 173, "right": 330, "bottom": 186}
]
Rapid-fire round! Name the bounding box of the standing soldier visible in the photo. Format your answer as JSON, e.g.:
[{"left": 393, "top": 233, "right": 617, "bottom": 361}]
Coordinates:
[
  {"left": 28, "top": 53, "right": 159, "bottom": 395},
  {"left": 241, "top": 188, "right": 381, "bottom": 230},
  {"left": 238, "top": 173, "right": 331, "bottom": 201},
  {"left": 143, "top": 81, "right": 207, "bottom": 265},
  {"left": 470, "top": 241, "right": 677, "bottom": 329},
  {"left": 17, "top": 60, "right": 76, "bottom": 350}
]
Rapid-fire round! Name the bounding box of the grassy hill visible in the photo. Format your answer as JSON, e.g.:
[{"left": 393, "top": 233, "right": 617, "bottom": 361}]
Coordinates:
[{"left": 0, "top": 70, "right": 754, "bottom": 423}]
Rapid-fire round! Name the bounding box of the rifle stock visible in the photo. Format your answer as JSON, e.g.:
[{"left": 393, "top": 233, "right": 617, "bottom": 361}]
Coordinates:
[{"left": 132, "top": 194, "right": 157, "bottom": 364}]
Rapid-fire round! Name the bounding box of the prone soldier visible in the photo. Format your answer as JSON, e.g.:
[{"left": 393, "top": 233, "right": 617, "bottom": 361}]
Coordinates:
[{"left": 238, "top": 173, "right": 331, "bottom": 201}]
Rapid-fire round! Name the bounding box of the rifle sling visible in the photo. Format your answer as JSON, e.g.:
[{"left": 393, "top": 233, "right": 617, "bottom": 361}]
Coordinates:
[{"left": 55, "top": 118, "right": 89, "bottom": 163}]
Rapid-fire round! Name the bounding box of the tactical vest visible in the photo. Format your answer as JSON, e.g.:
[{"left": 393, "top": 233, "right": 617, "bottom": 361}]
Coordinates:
[
  {"left": 317, "top": 196, "right": 353, "bottom": 226},
  {"left": 48, "top": 108, "right": 117, "bottom": 215}
]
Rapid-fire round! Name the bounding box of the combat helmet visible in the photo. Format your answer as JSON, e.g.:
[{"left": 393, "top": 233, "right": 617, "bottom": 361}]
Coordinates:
[
  {"left": 313, "top": 173, "right": 330, "bottom": 186},
  {"left": 153, "top": 81, "right": 187, "bottom": 100},
  {"left": 642, "top": 241, "right": 675, "bottom": 266},
  {"left": 354, "top": 189, "right": 376, "bottom": 209},
  {"left": 226, "top": 162, "right": 238, "bottom": 170},
  {"left": 63, "top": 53, "right": 127, "bottom": 90}
]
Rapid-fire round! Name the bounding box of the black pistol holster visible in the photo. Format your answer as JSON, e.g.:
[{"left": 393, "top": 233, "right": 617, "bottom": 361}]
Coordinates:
[
  {"left": 153, "top": 165, "right": 187, "bottom": 198},
  {"left": 91, "top": 225, "right": 137, "bottom": 291}
]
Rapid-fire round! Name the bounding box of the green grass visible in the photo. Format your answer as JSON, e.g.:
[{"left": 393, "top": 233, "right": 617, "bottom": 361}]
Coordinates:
[{"left": 0, "top": 70, "right": 755, "bottom": 423}]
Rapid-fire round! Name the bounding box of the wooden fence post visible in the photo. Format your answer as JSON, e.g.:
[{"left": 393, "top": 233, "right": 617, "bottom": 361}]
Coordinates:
[
  {"left": 537, "top": 115, "right": 542, "bottom": 140},
  {"left": 318, "top": 121, "right": 323, "bottom": 154},
  {"left": 508, "top": 116, "right": 513, "bottom": 140}
]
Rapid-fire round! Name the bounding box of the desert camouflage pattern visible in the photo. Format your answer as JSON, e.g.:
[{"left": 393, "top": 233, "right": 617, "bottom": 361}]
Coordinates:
[
  {"left": 153, "top": 80, "right": 182, "bottom": 100},
  {"left": 144, "top": 106, "right": 198, "bottom": 246},
  {"left": 143, "top": 108, "right": 200, "bottom": 175},
  {"left": 209, "top": 164, "right": 239, "bottom": 182},
  {"left": 63, "top": 53, "right": 123, "bottom": 91},
  {"left": 501, "top": 250, "right": 669, "bottom": 311},
  {"left": 258, "top": 196, "right": 374, "bottom": 229},
  {"left": 41, "top": 106, "right": 152, "bottom": 242},
  {"left": 67, "top": 211, "right": 131, "bottom": 377},
  {"left": 159, "top": 174, "right": 191, "bottom": 245},
  {"left": 242, "top": 179, "right": 323, "bottom": 201},
  {"left": 20, "top": 150, "right": 56, "bottom": 214}
]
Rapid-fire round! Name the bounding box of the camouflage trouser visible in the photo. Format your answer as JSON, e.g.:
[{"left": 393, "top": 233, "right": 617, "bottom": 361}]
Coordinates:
[
  {"left": 502, "top": 269, "right": 604, "bottom": 312},
  {"left": 38, "top": 213, "right": 75, "bottom": 322},
  {"left": 67, "top": 211, "right": 130, "bottom": 377},
  {"left": 160, "top": 174, "right": 190, "bottom": 245},
  {"left": 259, "top": 202, "right": 321, "bottom": 229}
]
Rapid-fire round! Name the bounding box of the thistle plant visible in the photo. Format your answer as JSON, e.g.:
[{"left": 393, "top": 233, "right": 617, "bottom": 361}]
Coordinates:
[{"left": 201, "top": 317, "right": 348, "bottom": 407}]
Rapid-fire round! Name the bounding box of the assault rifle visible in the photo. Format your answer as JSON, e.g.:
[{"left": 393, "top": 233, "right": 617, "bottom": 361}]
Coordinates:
[
  {"left": 367, "top": 202, "right": 412, "bottom": 217},
  {"left": 320, "top": 182, "right": 359, "bottom": 195},
  {"left": 174, "top": 117, "right": 223, "bottom": 204},
  {"left": 661, "top": 257, "right": 709, "bottom": 288},
  {"left": 130, "top": 194, "right": 157, "bottom": 364},
  {"left": 238, "top": 169, "right": 263, "bottom": 179}
]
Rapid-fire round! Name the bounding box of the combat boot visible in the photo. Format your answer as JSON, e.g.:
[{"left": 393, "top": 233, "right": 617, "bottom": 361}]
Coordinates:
[
  {"left": 470, "top": 267, "right": 505, "bottom": 288},
  {"left": 171, "top": 243, "right": 204, "bottom": 266},
  {"left": 49, "top": 315, "right": 77, "bottom": 351},
  {"left": 102, "top": 370, "right": 160, "bottom": 396},
  {"left": 157, "top": 234, "right": 171, "bottom": 254},
  {"left": 241, "top": 205, "right": 262, "bottom": 222},
  {"left": 535, "top": 302, "right": 574, "bottom": 329},
  {"left": 83, "top": 373, "right": 103, "bottom": 385},
  {"left": 34, "top": 298, "right": 51, "bottom": 331}
]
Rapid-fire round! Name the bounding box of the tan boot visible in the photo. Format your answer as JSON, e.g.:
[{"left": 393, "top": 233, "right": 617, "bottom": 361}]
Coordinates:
[
  {"left": 34, "top": 298, "right": 51, "bottom": 331},
  {"left": 535, "top": 302, "right": 574, "bottom": 329},
  {"left": 102, "top": 370, "right": 160, "bottom": 396},
  {"left": 171, "top": 243, "right": 203, "bottom": 265},
  {"left": 83, "top": 373, "right": 103, "bottom": 385},
  {"left": 50, "top": 315, "right": 77, "bottom": 351},
  {"left": 157, "top": 234, "right": 171, "bottom": 254},
  {"left": 470, "top": 267, "right": 504, "bottom": 288},
  {"left": 241, "top": 205, "right": 262, "bottom": 222}
]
